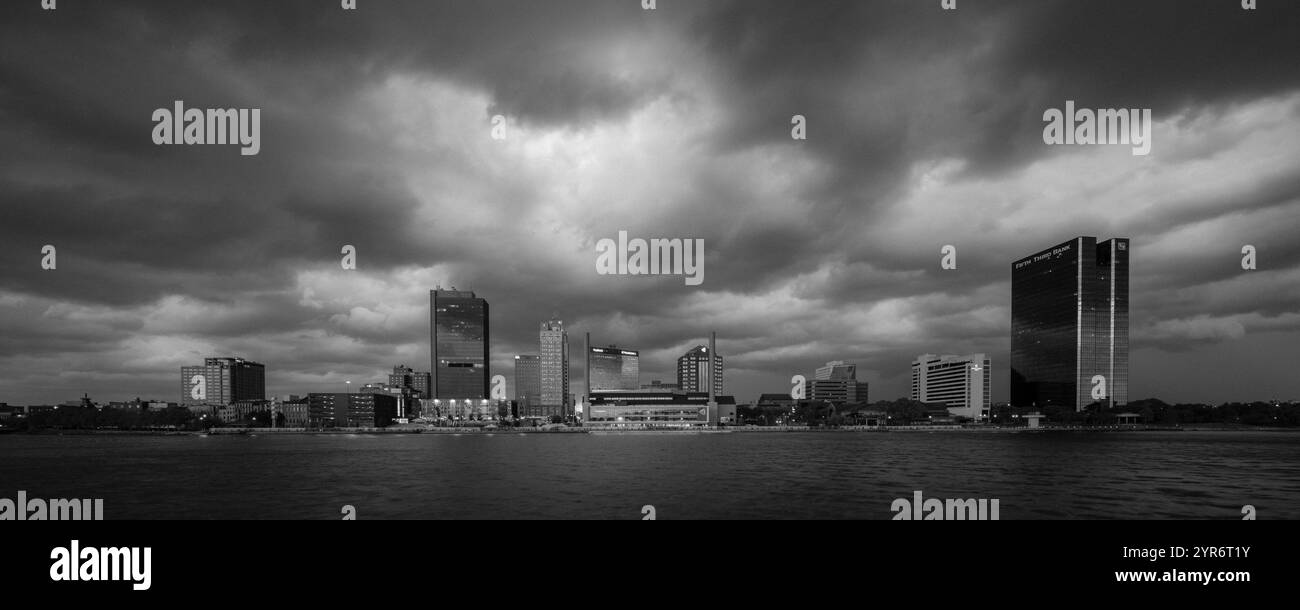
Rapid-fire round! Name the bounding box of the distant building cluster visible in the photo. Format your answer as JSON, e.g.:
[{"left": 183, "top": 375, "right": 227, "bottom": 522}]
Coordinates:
[{"left": 2, "top": 236, "right": 1138, "bottom": 429}]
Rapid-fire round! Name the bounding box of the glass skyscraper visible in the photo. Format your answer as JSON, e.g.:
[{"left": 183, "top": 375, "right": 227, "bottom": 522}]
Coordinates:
[
  {"left": 589, "top": 346, "right": 640, "bottom": 391},
  {"left": 1011, "top": 236, "right": 1129, "bottom": 411},
  {"left": 430, "top": 289, "right": 490, "bottom": 400}
]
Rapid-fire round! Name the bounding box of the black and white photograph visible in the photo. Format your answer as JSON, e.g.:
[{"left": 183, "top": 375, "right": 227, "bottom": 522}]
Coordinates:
[{"left": 1, "top": 0, "right": 1297, "bottom": 597}]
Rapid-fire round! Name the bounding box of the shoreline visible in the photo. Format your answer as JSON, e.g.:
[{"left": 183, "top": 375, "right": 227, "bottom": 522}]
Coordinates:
[{"left": 3, "top": 425, "right": 1295, "bottom": 436}]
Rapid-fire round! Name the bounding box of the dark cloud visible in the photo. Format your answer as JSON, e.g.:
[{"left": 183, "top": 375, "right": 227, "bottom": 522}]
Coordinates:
[{"left": 1, "top": 1, "right": 1298, "bottom": 406}]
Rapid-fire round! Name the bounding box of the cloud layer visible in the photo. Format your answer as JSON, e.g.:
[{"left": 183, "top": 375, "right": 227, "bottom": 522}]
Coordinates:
[{"left": 1, "top": 1, "right": 1298, "bottom": 405}]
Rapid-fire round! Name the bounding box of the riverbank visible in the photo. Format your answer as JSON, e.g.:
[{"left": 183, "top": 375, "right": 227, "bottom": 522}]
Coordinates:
[{"left": 4, "top": 424, "right": 1294, "bottom": 436}]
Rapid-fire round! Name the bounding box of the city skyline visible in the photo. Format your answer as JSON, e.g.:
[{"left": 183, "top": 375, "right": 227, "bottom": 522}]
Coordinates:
[{"left": 2, "top": 2, "right": 1299, "bottom": 407}]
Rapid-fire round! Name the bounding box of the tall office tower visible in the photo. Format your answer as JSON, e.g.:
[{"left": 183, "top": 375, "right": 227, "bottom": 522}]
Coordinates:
[
  {"left": 588, "top": 346, "right": 640, "bottom": 391},
  {"left": 539, "top": 318, "right": 570, "bottom": 417},
  {"left": 677, "top": 345, "right": 724, "bottom": 396},
  {"left": 911, "top": 354, "right": 992, "bottom": 419},
  {"left": 1011, "top": 236, "right": 1129, "bottom": 411},
  {"left": 389, "top": 365, "right": 432, "bottom": 399},
  {"left": 430, "top": 289, "right": 490, "bottom": 400},
  {"left": 514, "top": 355, "right": 542, "bottom": 416},
  {"left": 181, "top": 357, "right": 265, "bottom": 406}
]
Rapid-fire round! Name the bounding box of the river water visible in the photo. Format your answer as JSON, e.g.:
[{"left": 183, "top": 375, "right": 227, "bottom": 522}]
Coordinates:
[{"left": 1, "top": 430, "right": 1296, "bottom": 519}]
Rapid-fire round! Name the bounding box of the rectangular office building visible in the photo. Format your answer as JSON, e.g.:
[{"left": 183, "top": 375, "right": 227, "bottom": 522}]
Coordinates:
[
  {"left": 514, "top": 355, "right": 542, "bottom": 416},
  {"left": 912, "top": 353, "right": 991, "bottom": 420},
  {"left": 180, "top": 357, "right": 265, "bottom": 406},
  {"left": 540, "top": 319, "right": 570, "bottom": 417},
  {"left": 589, "top": 346, "right": 640, "bottom": 391},
  {"left": 431, "top": 289, "right": 490, "bottom": 400},
  {"left": 677, "top": 345, "right": 723, "bottom": 396},
  {"left": 1011, "top": 236, "right": 1129, "bottom": 410},
  {"left": 307, "top": 393, "right": 398, "bottom": 429},
  {"left": 586, "top": 391, "right": 734, "bottom": 427}
]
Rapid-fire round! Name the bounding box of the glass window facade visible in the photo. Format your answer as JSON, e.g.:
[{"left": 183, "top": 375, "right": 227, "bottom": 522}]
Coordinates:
[
  {"left": 514, "top": 355, "right": 542, "bottom": 415},
  {"left": 430, "top": 290, "right": 490, "bottom": 400},
  {"left": 589, "top": 347, "right": 639, "bottom": 391},
  {"left": 586, "top": 391, "right": 712, "bottom": 426},
  {"left": 1011, "top": 237, "right": 1129, "bottom": 410},
  {"left": 180, "top": 357, "right": 264, "bottom": 406}
]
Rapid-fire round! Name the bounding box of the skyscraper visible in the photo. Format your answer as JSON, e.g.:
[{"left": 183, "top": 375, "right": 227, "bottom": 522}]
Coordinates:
[
  {"left": 1011, "top": 236, "right": 1129, "bottom": 411},
  {"left": 514, "top": 355, "right": 541, "bottom": 416},
  {"left": 430, "top": 289, "right": 490, "bottom": 400},
  {"left": 912, "top": 353, "right": 991, "bottom": 419},
  {"left": 180, "top": 357, "right": 265, "bottom": 406},
  {"left": 677, "top": 345, "right": 723, "bottom": 396},
  {"left": 588, "top": 346, "right": 640, "bottom": 391},
  {"left": 539, "top": 318, "right": 570, "bottom": 417}
]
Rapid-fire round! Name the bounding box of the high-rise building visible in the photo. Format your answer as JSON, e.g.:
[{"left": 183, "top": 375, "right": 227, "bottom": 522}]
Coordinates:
[
  {"left": 389, "top": 365, "right": 431, "bottom": 399},
  {"left": 180, "top": 357, "right": 265, "bottom": 406},
  {"left": 1011, "top": 236, "right": 1129, "bottom": 411},
  {"left": 912, "top": 353, "right": 991, "bottom": 420},
  {"left": 589, "top": 346, "right": 639, "bottom": 391},
  {"left": 539, "top": 318, "right": 570, "bottom": 417},
  {"left": 677, "top": 345, "right": 723, "bottom": 396},
  {"left": 808, "top": 360, "right": 868, "bottom": 404},
  {"left": 514, "top": 355, "right": 542, "bottom": 416},
  {"left": 430, "top": 289, "right": 490, "bottom": 400}
]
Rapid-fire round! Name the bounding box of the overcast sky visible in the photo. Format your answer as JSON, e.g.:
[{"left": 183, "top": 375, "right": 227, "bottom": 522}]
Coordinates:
[{"left": 1, "top": 0, "right": 1298, "bottom": 406}]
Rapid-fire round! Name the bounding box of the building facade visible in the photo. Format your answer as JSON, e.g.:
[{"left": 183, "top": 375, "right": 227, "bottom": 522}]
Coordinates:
[
  {"left": 514, "top": 355, "right": 542, "bottom": 417},
  {"left": 911, "top": 353, "right": 991, "bottom": 420},
  {"left": 677, "top": 345, "right": 723, "bottom": 396},
  {"left": 389, "top": 365, "right": 431, "bottom": 399},
  {"left": 307, "top": 393, "right": 398, "bottom": 429},
  {"left": 808, "top": 380, "right": 869, "bottom": 404},
  {"left": 180, "top": 357, "right": 265, "bottom": 406},
  {"left": 431, "top": 289, "right": 490, "bottom": 400},
  {"left": 276, "top": 397, "right": 310, "bottom": 428},
  {"left": 807, "top": 360, "right": 868, "bottom": 404},
  {"left": 586, "top": 391, "right": 734, "bottom": 427},
  {"left": 640, "top": 380, "right": 679, "bottom": 391},
  {"left": 1011, "top": 236, "right": 1129, "bottom": 410},
  {"left": 539, "top": 318, "right": 570, "bottom": 417},
  {"left": 814, "top": 360, "right": 856, "bottom": 380},
  {"left": 589, "top": 346, "right": 640, "bottom": 391}
]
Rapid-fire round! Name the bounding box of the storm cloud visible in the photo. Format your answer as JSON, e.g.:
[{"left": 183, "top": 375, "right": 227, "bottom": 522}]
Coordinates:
[{"left": 1, "top": 0, "right": 1298, "bottom": 406}]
